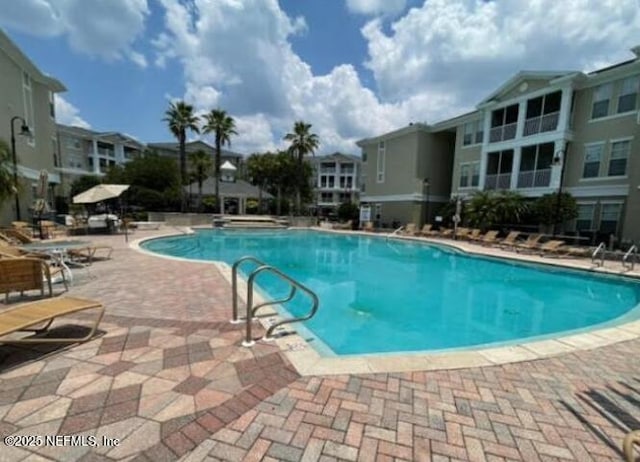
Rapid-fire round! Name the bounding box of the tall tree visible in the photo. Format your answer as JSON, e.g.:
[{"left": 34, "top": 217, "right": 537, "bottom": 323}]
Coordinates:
[
  {"left": 163, "top": 101, "right": 200, "bottom": 212},
  {"left": 0, "top": 138, "right": 18, "bottom": 205},
  {"left": 202, "top": 109, "right": 237, "bottom": 213},
  {"left": 189, "top": 149, "right": 213, "bottom": 212},
  {"left": 284, "top": 121, "right": 319, "bottom": 215}
]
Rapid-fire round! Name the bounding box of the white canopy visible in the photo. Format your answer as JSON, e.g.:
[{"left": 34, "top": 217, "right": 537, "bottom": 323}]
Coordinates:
[{"left": 73, "top": 184, "right": 130, "bottom": 204}]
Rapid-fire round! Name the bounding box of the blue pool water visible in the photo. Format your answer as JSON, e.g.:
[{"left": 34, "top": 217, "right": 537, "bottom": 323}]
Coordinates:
[{"left": 142, "top": 229, "right": 640, "bottom": 355}]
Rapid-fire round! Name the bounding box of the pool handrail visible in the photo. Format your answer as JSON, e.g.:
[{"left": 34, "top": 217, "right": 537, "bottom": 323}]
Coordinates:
[
  {"left": 592, "top": 242, "right": 606, "bottom": 267},
  {"left": 622, "top": 245, "right": 637, "bottom": 271},
  {"left": 241, "top": 263, "right": 319, "bottom": 347},
  {"left": 231, "top": 256, "right": 269, "bottom": 323}
]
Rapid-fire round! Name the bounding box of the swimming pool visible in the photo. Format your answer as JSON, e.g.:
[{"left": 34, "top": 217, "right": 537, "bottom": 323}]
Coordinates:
[{"left": 142, "top": 229, "right": 640, "bottom": 356}]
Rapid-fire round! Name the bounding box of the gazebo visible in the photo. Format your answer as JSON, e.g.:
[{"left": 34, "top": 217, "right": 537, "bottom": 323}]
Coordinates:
[{"left": 185, "top": 177, "right": 272, "bottom": 214}]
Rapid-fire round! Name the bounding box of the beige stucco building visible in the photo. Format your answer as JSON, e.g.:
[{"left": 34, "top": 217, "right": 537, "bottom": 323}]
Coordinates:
[
  {"left": 359, "top": 46, "right": 640, "bottom": 244},
  {"left": 0, "top": 29, "right": 65, "bottom": 225},
  {"left": 310, "top": 152, "right": 361, "bottom": 216},
  {"left": 56, "top": 124, "right": 145, "bottom": 195}
]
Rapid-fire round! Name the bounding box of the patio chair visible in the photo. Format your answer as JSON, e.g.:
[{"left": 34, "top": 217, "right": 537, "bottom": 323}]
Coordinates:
[
  {"left": 471, "top": 230, "right": 499, "bottom": 244},
  {"left": 400, "top": 223, "right": 418, "bottom": 236},
  {"left": 624, "top": 429, "right": 640, "bottom": 462},
  {"left": 537, "top": 240, "right": 566, "bottom": 255},
  {"left": 418, "top": 224, "right": 435, "bottom": 236},
  {"left": 514, "top": 234, "right": 543, "bottom": 252},
  {"left": 0, "top": 243, "right": 52, "bottom": 261},
  {"left": 362, "top": 221, "right": 374, "bottom": 232},
  {"left": 463, "top": 229, "right": 481, "bottom": 241},
  {"left": 497, "top": 231, "right": 521, "bottom": 249},
  {"left": 0, "top": 296, "right": 104, "bottom": 344},
  {"left": 0, "top": 228, "right": 32, "bottom": 244},
  {"left": 437, "top": 228, "right": 453, "bottom": 238},
  {"left": 454, "top": 227, "right": 470, "bottom": 239},
  {"left": 67, "top": 244, "right": 114, "bottom": 264},
  {"left": 0, "top": 258, "right": 67, "bottom": 302}
]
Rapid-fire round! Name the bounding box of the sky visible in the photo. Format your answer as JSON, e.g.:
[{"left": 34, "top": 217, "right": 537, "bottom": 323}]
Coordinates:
[{"left": 1, "top": 0, "right": 640, "bottom": 157}]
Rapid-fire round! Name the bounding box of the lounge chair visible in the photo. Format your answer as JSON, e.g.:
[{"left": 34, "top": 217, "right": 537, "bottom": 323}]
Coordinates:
[
  {"left": 0, "top": 258, "right": 67, "bottom": 302},
  {"left": 0, "top": 296, "right": 104, "bottom": 344},
  {"left": 537, "top": 240, "right": 566, "bottom": 255},
  {"left": 417, "top": 224, "right": 435, "bottom": 236},
  {"left": 401, "top": 223, "right": 418, "bottom": 236},
  {"left": 624, "top": 429, "right": 640, "bottom": 462},
  {"left": 514, "top": 234, "right": 542, "bottom": 252},
  {"left": 362, "top": 221, "right": 374, "bottom": 232},
  {"left": 498, "top": 231, "right": 521, "bottom": 249},
  {"left": 67, "top": 245, "right": 114, "bottom": 263},
  {"left": 0, "top": 240, "right": 51, "bottom": 260},
  {"left": 471, "top": 230, "right": 499, "bottom": 244},
  {"left": 463, "top": 229, "right": 481, "bottom": 241},
  {"left": 454, "top": 227, "right": 470, "bottom": 239},
  {"left": 0, "top": 228, "right": 32, "bottom": 244},
  {"left": 437, "top": 228, "right": 453, "bottom": 238}
]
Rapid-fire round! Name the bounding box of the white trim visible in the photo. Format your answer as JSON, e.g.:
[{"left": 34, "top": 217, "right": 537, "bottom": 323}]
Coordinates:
[
  {"left": 609, "top": 135, "right": 634, "bottom": 143},
  {"left": 588, "top": 109, "right": 636, "bottom": 124},
  {"left": 361, "top": 193, "right": 450, "bottom": 203},
  {"left": 565, "top": 184, "right": 629, "bottom": 197},
  {"left": 579, "top": 176, "right": 628, "bottom": 183}
]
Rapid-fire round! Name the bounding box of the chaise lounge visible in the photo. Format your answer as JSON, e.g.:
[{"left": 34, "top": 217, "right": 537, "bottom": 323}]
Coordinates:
[{"left": 0, "top": 296, "right": 104, "bottom": 344}]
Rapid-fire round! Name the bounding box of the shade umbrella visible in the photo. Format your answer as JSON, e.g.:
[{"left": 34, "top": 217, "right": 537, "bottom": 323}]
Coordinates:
[
  {"left": 34, "top": 170, "right": 49, "bottom": 238},
  {"left": 453, "top": 197, "right": 462, "bottom": 239},
  {"left": 73, "top": 184, "right": 130, "bottom": 204}
]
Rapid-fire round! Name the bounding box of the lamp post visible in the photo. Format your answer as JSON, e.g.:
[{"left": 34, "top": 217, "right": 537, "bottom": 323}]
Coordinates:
[
  {"left": 423, "top": 178, "right": 430, "bottom": 226},
  {"left": 552, "top": 148, "right": 567, "bottom": 237},
  {"left": 10, "top": 116, "right": 31, "bottom": 221}
]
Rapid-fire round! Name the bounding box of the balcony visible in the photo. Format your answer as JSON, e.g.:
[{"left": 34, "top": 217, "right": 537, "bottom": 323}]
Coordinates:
[
  {"left": 522, "top": 112, "right": 560, "bottom": 136},
  {"left": 516, "top": 169, "right": 551, "bottom": 188},
  {"left": 320, "top": 168, "right": 336, "bottom": 174},
  {"left": 489, "top": 123, "right": 517, "bottom": 143},
  {"left": 484, "top": 173, "right": 512, "bottom": 190}
]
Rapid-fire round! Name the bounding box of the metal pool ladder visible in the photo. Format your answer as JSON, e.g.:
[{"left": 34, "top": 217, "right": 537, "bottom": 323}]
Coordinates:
[
  {"left": 592, "top": 242, "right": 606, "bottom": 267},
  {"left": 230, "top": 256, "right": 319, "bottom": 347},
  {"left": 622, "top": 245, "right": 638, "bottom": 271}
]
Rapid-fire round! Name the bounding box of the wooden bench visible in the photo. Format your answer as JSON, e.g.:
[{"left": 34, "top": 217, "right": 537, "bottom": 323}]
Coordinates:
[{"left": 0, "top": 296, "right": 104, "bottom": 344}]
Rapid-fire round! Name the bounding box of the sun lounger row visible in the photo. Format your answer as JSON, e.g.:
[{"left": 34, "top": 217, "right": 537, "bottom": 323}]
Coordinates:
[{"left": 396, "top": 223, "right": 593, "bottom": 257}]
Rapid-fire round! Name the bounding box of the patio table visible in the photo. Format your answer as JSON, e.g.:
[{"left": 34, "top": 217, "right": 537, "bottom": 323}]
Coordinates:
[{"left": 20, "top": 240, "right": 92, "bottom": 284}]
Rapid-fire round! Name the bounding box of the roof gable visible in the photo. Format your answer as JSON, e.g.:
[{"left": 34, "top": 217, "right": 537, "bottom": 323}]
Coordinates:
[{"left": 479, "top": 71, "right": 577, "bottom": 106}]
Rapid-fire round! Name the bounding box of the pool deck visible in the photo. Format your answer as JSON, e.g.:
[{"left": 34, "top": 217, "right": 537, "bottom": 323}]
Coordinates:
[{"left": 1, "top": 227, "right": 639, "bottom": 461}]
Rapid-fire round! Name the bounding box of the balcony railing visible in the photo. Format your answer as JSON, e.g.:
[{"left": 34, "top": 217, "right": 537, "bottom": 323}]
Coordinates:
[
  {"left": 489, "top": 123, "right": 517, "bottom": 143},
  {"left": 320, "top": 168, "right": 336, "bottom": 173},
  {"left": 522, "top": 112, "right": 560, "bottom": 136},
  {"left": 484, "top": 173, "right": 512, "bottom": 190},
  {"left": 516, "top": 168, "right": 551, "bottom": 188}
]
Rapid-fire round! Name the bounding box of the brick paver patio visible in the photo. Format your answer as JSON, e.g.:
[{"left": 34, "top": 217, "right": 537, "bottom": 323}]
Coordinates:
[{"left": 0, "top": 228, "right": 638, "bottom": 461}]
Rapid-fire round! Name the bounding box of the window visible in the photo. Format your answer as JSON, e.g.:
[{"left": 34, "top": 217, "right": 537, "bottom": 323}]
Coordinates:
[
  {"left": 340, "top": 163, "right": 354, "bottom": 174},
  {"left": 320, "top": 192, "right": 333, "bottom": 202},
  {"left": 617, "top": 76, "right": 639, "bottom": 113},
  {"left": 582, "top": 144, "right": 603, "bottom": 178},
  {"left": 608, "top": 140, "right": 630, "bottom": 176},
  {"left": 463, "top": 120, "right": 483, "bottom": 146},
  {"left": 459, "top": 162, "right": 480, "bottom": 188},
  {"left": 518, "top": 143, "right": 554, "bottom": 188},
  {"left": 599, "top": 203, "right": 622, "bottom": 234},
  {"left": 591, "top": 83, "right": 612, "bottom": 119},
  {"left": 377, "top": 141, "right": 385, "bottom": 183},
  {"left": 485, "top": 150, "right": 514, "bottom": 189},
  {"left": 523, "top": 91, "right": 561, "bottom": 135},
  {"left": 489, "top": 104, "right": 518, "bottom": 142},
  {"left": 22, "top": 71, "right": 34, "bottom": 143},
  {"left": 576, "top": 204, "right": 595, "bottom": 231},
  {"left": 51, "top": 138, "right": 58, "bottom": 167},
  {"left": 49, "top": 92, "right": 55, "bottom": 118},
  {"left": 362, "top": 152, "right": 367, "bottom": 162}
]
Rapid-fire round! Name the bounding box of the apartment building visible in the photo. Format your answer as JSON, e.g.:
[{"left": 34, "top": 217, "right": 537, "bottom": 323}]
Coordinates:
[
  {"left": 358, "top": 46, "right": 640, "bottom": 243},
  {"left": 357, "top": 123, "right": 455, "bottom": 228},
  {"left": 310, "top": 152, "right": 361, "bottom": 216},
  {"left": 56, "top": 124, "right": 145, "bottom": 194},
  {"left": 0, "top": 29, "right": 66, "bottom": 224},
  {"left": 148, "top": 140, "right": 246, "bottom": 178}
]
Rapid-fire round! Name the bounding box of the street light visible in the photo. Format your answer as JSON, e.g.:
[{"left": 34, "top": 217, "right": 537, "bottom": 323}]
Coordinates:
[
  {"left": 552, "top": 148, "right": 567, "bottom": 237},
  {"left": 423, "top": 178, "right": 430, "bottom": 225},
  {"left": 10, "top": 116, "right": 31, "bottom": 221}
]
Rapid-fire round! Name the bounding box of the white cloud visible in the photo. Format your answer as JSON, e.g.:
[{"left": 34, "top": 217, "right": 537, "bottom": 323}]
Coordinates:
[
  {"left": 153, "top": 0, "right": 640, "bottom": 155},
  {"left": 0, "top": 0, "right": 150, "bottom": 67},
  {"left": 54, "top": 95, "right": 91, "bottom": 129},
  {"left": 364, "top": 0, "right": 640, "bottom": 106},
  {"left": 345, "top": 0, "right": 407, "bottom": 16}
]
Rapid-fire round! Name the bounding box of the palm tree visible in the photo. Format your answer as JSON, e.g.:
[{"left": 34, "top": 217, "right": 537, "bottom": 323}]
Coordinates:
[
  {"left": 283, "top": 121, "right": 319, "bottom": 215},
  {"left": 189, "top": 149, "right": 213, "bottom": 212},
  {"left": 202, "top": 109, "right": 237, "bottom": 213},
  {"left": 0, "top": 138, "right": 17, "bottom": 205},
  {"left": 163, "top": 101, "right": 200, "bottom": 212}
]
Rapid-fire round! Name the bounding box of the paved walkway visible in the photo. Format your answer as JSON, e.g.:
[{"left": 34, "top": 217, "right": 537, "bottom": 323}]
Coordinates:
[{"left": 0, "top": 229, "right": 638, "bottom": 461}]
